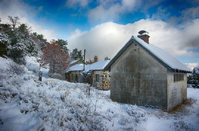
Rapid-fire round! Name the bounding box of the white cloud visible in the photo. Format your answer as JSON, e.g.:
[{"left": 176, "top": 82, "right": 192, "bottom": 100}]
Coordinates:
[
  {"left": 182, "top": 6, "right": 199, "bottom": 19},
  {"left": 184, "top": 63, "right": 199, "bottom": 70},
  {"left": 68, "top": 19, "right": 199, "bottom": 62},
  {"left": 88, "top": 0, "right": 136, "bottom": 23},
  {"left": 65, "top": 0, "right": 91, "bottom": 8},
  {"left": 0, "top": 0, "right": 55, "bottom": 42}
]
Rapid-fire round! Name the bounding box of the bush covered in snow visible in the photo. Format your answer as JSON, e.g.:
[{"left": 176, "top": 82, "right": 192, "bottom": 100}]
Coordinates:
[
  {"left": 7, "top": 61, "right": 26, "bottom": 75},
  {"left": 0, "top": 62, "right": 149, "bottom": 130},
  {"left": 0, "top": 57, "right": 199, "bottom": 131}
]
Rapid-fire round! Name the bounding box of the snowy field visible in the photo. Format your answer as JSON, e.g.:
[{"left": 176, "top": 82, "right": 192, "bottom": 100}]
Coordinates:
[{"left": 0, "top": 57, "right": 199, "bottom": 131}]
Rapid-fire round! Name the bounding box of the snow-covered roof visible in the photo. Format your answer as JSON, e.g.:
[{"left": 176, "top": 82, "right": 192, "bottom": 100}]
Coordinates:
[
  {"left": 87, "top": 60, "right": 110, "bottom": 71},
  {"left": 68, "top": 60, "right": 110, "bottom": 72},
  {"left": 69, "top": 59, "right": 85, "bottom": 66},
  {"left": 69, "top": 60, "right": 79, "bottom": 65},
  {"left": 104, "top": 35, "right": 191, "bottom": 73},
  {"left": 68, "top": 64, "right": 85, "bottom": 72}
]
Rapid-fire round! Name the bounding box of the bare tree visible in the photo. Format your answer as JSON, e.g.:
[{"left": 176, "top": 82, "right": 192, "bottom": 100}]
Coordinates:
[
  {"left": 42, "top": 40, "right": 71, "bottom": 78},
  {"left": 8, "top": 16, "right": 20, "bottom": 30}
]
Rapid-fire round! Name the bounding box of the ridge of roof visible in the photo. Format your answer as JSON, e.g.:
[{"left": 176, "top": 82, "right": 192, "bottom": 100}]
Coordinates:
[
  {"left": 69, "top": 59, "right": 85, "bottom": 65},
  {"left": 68, "top": 60, "right": 110, "bottom": 72},
  {"left": 104, "top": 36, "right": 191, "bottom": 73}
]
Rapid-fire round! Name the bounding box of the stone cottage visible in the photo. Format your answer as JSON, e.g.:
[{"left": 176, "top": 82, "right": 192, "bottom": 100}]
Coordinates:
[
  {"left": 104, "top": 30, "right": 191, "bottom": 111},
  {"left": 66, "top": 58, "right": 110, "bottom": 90}
]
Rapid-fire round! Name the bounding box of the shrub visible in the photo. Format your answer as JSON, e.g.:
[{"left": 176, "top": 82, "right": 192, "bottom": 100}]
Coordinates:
[
  {"left": 7, "top": 62, "right": 25, "bottom": 75},
  {"left": 8, "top": 45, "right": 26, "bottom": 65}
]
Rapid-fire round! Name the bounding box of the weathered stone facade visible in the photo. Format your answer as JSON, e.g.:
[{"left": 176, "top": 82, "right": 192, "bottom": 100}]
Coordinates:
[
  {"left": 104, "top": 35, "right": 191, "bottom": 111},
  {"left": 96, "top": 72, "right": 111, "bottom": 90},
  {"left": 67, "top": 64, "right": 111, "bottom": 90},
  {"left": 167, "top": 71, "right": 187, "bottom": 111},
  {"left": 111, "top": 43, "right": 167, "bottom": 110},
  {"left": 92, "top": 71, "right": 110, "bottom": 90}
]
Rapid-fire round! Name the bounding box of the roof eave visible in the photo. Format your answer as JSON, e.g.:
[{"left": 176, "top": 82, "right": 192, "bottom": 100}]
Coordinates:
[{"left": 104, "top": 38, "right": 134, "bottom": 71}]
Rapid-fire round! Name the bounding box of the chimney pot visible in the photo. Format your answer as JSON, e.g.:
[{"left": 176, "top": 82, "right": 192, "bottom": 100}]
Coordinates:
[
  {"left": 94, "top": 55, "right": 98, "bottom": 62},
  {"left": 137, "top": 30, "right": 150, "bottom": 44}
]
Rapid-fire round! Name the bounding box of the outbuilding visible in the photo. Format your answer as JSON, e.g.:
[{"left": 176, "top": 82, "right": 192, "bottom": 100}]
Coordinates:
[
  {"left": 67, "top": 59, "right": 110, "bottom": 90},
  {"left": 104, "top": 31, "right": 191, "bottom": 111}
]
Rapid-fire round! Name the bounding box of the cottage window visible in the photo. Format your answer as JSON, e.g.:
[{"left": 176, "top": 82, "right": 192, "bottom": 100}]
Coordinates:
[
  {"left": 95, "top": 74, "right": 99, "bottom": 82},
  {"left": 71, "top": 74, "right": 74, "bottom": 81},
  {"left": 174, "top": 74, "right": 184, "bottom": 82},
  {"left": 75, "top": 74, "right": 78, "bottom": 82}
]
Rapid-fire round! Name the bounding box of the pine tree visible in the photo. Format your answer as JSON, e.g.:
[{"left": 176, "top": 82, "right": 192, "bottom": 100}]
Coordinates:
[
  {"left": 5, "top": 28, "right": 26, "bottom": 65},
  {"left": 57, "top": 39, "right": 69, "bottom": 54},
  {"left": 0, "top": 25, "right": 9, "bottom": 57},
  {"left": 104, "top": 56, "right": 110, "bottom": 60},
  {"left": 192, "top": 68, "right": 199, "bottom": 88},
  {"left": 70, "top": 48, "right": 83, "bottom": 60}
]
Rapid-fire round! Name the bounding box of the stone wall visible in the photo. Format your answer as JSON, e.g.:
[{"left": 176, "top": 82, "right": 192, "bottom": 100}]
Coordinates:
[
  {"left": 167, "top": 71, "right": 187, "bottom": 111},
  {"left": 97, "top": 72, "right": 111, "bottom": 90},
  {"left": 93, "top": 71, "right": 111, "bottom": 90},
  {"left": 110, "top": 42, "right": 168, "bottom": 110}
]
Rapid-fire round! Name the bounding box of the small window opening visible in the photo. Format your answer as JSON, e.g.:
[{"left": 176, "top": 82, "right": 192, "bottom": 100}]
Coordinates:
[
  {"left": 95, "top": 74, "right": 99, "bottom": 82},
  {"left": 174, "top": 74, "right": 184, "bottom": 82}
]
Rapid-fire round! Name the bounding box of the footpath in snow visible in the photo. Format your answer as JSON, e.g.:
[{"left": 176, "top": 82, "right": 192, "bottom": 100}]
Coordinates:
[{"left": 0, "top": 56, "right": 199, "bottom": 131}]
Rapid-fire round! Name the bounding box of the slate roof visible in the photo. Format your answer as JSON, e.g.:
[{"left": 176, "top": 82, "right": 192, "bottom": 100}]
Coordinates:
[{"left": 104, "top": 36, "right": 191, "bottom": 73}]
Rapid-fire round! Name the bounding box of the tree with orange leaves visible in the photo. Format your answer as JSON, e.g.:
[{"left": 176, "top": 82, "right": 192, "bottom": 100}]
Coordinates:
[{"left": 42, "top": 40, "right": 71, "bottom": 79}]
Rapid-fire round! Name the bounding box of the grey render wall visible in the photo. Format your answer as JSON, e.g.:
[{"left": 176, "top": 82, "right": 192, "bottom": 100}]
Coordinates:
[
  {"left": 110, "top": 42, "right": 168, "bottom": 110},
  {"left": 167, "top": 71, "right": 187, "bottom": 111}
]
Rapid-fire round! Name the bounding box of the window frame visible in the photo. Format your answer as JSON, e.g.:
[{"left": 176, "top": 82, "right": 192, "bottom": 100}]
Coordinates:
[{"left": 174, "top": 73, "right": 184, "bottom": 82}]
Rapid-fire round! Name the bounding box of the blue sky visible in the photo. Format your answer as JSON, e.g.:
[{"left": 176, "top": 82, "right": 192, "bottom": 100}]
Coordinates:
[{"left": 0, "top": 0, "right": 199, "bottom": 69}]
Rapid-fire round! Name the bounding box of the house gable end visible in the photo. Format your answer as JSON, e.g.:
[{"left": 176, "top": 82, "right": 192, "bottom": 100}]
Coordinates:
[
  {"left": 110, "top": 41, "right": 167, "bottom": 109},
  {"left": 104, "top": 36, "right": 191, "bottom": 73}
]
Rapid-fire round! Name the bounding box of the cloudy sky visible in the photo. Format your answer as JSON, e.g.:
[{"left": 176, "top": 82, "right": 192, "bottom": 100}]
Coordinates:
[{"left": 0, "top": 0, "right": 199, "bottom": 69}]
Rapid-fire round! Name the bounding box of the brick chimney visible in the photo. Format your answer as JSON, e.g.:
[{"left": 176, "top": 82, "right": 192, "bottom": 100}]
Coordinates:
[
  {"left": 137, "top": 30, "right": 150, "bottom": 44},
  {"left": 94, "top": 55, "right": 98, "bottom": 62}
]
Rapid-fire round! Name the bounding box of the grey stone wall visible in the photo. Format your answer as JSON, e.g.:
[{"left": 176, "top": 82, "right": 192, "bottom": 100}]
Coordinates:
[
  {"left": 92, "top": 71, "right": 110, "bottom": 90},
  {"left": 167, "top": 71, "right": 187, "bottom": 111},
  {"left": 110, "top": 43, "right": 167, "bottom": 110}
]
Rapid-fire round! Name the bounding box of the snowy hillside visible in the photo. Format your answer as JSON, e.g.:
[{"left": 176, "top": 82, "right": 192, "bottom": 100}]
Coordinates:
[{"left": 0, "top": 57, "right": 199, "bottom": 131}]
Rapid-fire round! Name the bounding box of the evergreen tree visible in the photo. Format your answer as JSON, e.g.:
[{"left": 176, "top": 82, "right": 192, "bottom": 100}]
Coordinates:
[
  {"left": 18, "top": 23, "right": 31, "bottom": 34},
  {"left": 7, "top": 32, "right": 26, "bottom": 65},
  {"left": 0, "top": 24, "right": 9, "bottom": 57},
  {"left": 188, "top": 67, "right": 199, "bottom": 88},
  {"left": 57, "top": 39, "right": 69, "bottom": 54},
  {"left": 104, "top": 56, "right": 110, "bottom": 60},
  {"left": 192, "top": 68, "right": 199, "bottom": 88},
  {"left": 70, "top": 48, "right": 83, "bottom": 60}
]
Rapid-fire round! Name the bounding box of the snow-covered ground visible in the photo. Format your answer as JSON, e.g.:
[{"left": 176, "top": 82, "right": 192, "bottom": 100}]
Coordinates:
[{"left": 0, "top": 56, "right": 199, "bottom": 131}]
